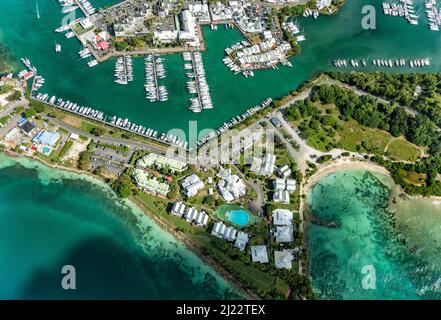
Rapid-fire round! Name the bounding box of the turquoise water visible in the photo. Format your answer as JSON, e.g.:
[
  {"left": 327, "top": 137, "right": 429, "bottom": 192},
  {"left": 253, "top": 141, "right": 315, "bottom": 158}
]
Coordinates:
[
  {"left": 0, "top": 154, "right": 239, "bottom": 299},
  {"left": 307, "top": 170, "right": 441, "bottom": 300},
  {"left": 227, "top": 210, "right": 249, "bottom": 227},
  {"left": 1, "top": 0, "right": 440, "bottom": 139}
]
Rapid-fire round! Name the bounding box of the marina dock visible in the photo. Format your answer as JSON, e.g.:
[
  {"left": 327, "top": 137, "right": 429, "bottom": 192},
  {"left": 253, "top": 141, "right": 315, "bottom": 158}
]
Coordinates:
[{"left": 29, "top": 94, "right": 188, "bottom": 151}]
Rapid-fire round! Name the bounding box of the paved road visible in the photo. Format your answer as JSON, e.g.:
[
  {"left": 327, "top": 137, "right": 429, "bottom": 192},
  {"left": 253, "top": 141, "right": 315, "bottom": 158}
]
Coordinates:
[{"left": 44, "top": 116, "right": 174, "bottom": 157}]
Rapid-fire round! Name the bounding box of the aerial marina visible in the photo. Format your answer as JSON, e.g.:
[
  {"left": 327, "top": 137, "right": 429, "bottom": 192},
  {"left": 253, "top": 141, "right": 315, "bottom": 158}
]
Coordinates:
[
  {"left": 144, "top": 54, "right": 168, "bottom": 102},
  {"left": 382, "top": 0, "right": 419, "bottom": 25},
  {"left": 3, "top": 0, "right": 441, "bottom": 303},
  {"left": 184, "top": 51, "right": 213, "bottom": 113},
  {"left": 115, "top": 55, "right": 134, "bottom": 85}
]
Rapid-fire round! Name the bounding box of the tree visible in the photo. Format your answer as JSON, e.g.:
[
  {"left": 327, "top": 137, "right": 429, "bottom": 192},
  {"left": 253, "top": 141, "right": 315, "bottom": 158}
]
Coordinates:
[
  {"left": 6, "top": 90, "right": 21, "bottom": 102},
  {"left": 113, "top": 173, "right": 135, "bottom": 198},
  {"left": 90, "top": 127, "right": 106, "bottom": 136}
]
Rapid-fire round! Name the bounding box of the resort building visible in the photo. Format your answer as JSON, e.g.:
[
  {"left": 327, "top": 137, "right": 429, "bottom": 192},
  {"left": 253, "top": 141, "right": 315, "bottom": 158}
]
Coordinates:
[
  {"left": 154, "top": 10, "right": 200, "bottom": 47},
  {"left": 133, "top": 169, "right": 170, "bottom": 197},
  {"left": 137, "top": 153, "right": 187, "bottom": 173},
  {"left": 188, "top": 3, "right": 210, "bottom": 23},
  {"left": 171, "top": 201, "right": 186, "bottom": 217},
  {"left": 275, "top": 225, "right": 294, "bottom": 243},
  {"left": 273, "top": 178, "right": 297, "bottom": 193},
  {"left": 216, "top": 167, "right": 247, "bottom": 202},
  {"left": 251, "top": 245, "right": 269, "bottom": 264},
  {"left": 273, "top": 190, "right": 290, "bottom": 204},
  {"left": 211, "top": 222, "right": 238, "bottom": 242},
  {"left": 184, "top": 207, "right": 209, "bottom": 226},
  {"left": 181, "top": 173, "right": 205, "bottom": 197},
  {"left": 234, "top": 231, "right": 249, "bottom": 251},
  {"left": 276, "top": 164, "right": 292, "bottom": 178},
  {"left": 272, "top": 209, "right": 293, "bottom": 226},
  {"left": 274, "top": 250, "right": 294, "bottom": 270},
  {"left": 249, "top": 157, "right": 263, "bottom": 173},
  {"left": 286, "top": 179, "right": 297, "bottom": 192},
  {"left": 260, "top": 153, "right": 276, "bottom": 176},
  {"left": 249, "top": 154, "right": 276, "bottom": 176},
  {"left": 32, "top": 130, "right": 60, "bottom": 147},
  {"left": 179, "top": 10, "right": 200, "bottom": 47}
]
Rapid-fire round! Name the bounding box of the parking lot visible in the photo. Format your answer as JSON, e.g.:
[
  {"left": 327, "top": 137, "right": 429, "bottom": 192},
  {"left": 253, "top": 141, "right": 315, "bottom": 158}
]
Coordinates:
[{"left": 90, "top": 140, "right": 134, "bottom": 176}]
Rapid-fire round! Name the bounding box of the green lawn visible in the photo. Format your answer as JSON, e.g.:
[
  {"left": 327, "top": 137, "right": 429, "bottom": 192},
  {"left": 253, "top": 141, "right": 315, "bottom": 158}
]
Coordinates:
[
  {"left": 338, "top": 121, "right": 391, "bottom": 154},
  {"left": 387, "top": 138, "right": 421, "bottom": 162}
]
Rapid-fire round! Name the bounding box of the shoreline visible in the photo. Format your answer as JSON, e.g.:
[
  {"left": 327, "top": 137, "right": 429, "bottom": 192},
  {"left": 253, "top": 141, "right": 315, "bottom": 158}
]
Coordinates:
[
  {"left": 300, "top": 157, "right": 441, "bottom": 276},
  {"left": 0, "top": 150, "right": 256, "bottom": 299},
  {"left": 130, "top": 197, "right": 259, "bottom": 300}
]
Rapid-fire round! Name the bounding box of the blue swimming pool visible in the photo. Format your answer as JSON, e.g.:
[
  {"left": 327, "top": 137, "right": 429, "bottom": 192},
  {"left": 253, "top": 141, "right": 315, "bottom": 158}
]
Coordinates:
[{"left": 227, "top": 210, "right": 249, "bottom": 227}]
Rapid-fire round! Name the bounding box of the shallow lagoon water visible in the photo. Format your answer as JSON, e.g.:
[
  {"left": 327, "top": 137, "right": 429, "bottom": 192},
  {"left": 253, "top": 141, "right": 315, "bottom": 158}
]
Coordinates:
[
  {"left": 0, "top": 154, "right": 239, "bottom": 299},
  {"left": 307, "top": 169, "right": 441, "bottom": 300}
]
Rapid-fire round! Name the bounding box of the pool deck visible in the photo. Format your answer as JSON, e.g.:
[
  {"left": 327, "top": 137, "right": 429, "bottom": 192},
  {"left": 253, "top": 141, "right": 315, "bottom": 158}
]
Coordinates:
[{"left": 215, "top": 204, "right": 257, "bottom": 228}]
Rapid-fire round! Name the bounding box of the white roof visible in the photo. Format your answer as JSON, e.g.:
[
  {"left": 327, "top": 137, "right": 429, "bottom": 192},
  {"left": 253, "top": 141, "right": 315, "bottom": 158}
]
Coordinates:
[
  {"left": 275, "top": 225, "right": 294, "bottom": 243},
  {"left": 272, "top": 209, "right": 293, "bottom": 226},
  {"left": 251, "top": 245, "right": 269, "bottom": 264},
  {"left": 274, "top": 250, "right": 294, "bottom": 269},
  {"left": 234, "top": 232, "right": 249, "bottom": 251}
]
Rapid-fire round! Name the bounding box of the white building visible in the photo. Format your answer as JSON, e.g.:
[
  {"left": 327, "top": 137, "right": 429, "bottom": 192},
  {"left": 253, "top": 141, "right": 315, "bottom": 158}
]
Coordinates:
[
  {"left": 275, "top": 225, "right": 294, "bottom": 243},
  {"left": 234, "top": 231, "right": 249, "bottom": 251},
  {"left": 179, "top": 10, "right": 199, "bottom": 46},
  {"left": 184, "top": 206, "right": 209, "bottom": 226},
  {"left": 211, "top": 222, "right": 238, "bottom": 241},
  {"left": 251, "top": 245, "right": 269, "bottom": 264},
  {"left": 171, "top": 201, "right": 186, "bottom": 217},
  {"left": 217, "top": 167, "right": 247, "bottom": 202},
  {"left": 181, "top": 174, "right": 205, "bottom": 197},
  {"left": 317, "top": 0, "right": 333, "bottom": 10},
  {"left": 273, "top": 190, "right": 290, "bottom": 204},
  {"left": 273, "top": 178, "right": 297, "bottom": 193},
  {"left": 260, "top": 153, "right": 276, "bottom": 176},
  {"left": 276, "top": 164, "right": 292, "bottom": 178},
  {"left": 272, "top": 209, "right": 293, "bottom": 226},
  {"left": 274, "top": 250, "right": 294, "bottom": 270}
]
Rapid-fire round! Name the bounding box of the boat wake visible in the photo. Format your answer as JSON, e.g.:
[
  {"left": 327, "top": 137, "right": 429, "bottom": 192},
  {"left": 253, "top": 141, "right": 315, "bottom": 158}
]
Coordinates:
[{"left": 36, "top": 0, "right": 40, "bottom": 19}]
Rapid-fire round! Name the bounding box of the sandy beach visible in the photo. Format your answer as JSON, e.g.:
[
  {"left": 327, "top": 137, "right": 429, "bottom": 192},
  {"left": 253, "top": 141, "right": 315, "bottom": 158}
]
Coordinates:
[
  {"left": 301, "top": 158, "right": 441, "bottom": 228},
  {"left": 302, "top": 158, "right": 391, "bottom": 197}
]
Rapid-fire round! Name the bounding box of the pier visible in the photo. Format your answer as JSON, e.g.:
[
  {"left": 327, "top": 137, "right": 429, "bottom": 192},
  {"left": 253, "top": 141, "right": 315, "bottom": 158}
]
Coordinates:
[
  {"left": 189, "top": 52, "right": 204, "bottom": 111},
  {"left": 72, "top": 0, "right": 89, "bottom": 17}
]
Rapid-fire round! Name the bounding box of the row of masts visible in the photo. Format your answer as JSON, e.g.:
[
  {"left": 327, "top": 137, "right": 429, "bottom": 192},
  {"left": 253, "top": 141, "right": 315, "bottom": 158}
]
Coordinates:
[
  {"left": 114, "top": 55, "right": 133, "bottom": 85},
  {"left": 333, "top": 57, "right": 431, "bottom": 68},
  {"left": 144, "top": 54, "right": 168, "bottom": 102},
  {"left": 183, "top": 52, "right": 213, "bottom": 113}
]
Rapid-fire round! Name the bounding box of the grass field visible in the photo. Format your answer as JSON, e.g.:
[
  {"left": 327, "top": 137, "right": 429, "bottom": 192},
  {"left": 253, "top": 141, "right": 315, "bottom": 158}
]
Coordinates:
[
  {"left": 398, "top": 169, "right": 427, "bottom": 186},
  {"left": 386, "top": 138, "right": 421, "bottom": 162},
  {"left": 338, "top": 121, "right": 391, "bottom": 154}
]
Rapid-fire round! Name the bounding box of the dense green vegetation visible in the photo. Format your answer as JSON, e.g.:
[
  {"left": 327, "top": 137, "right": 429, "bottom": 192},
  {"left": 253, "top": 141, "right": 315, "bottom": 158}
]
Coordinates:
[
  {"left": 284, "top": 88, "right": 421, "bottom": 161},
  {"left": 328, "top": 72, "right": 441, "bottom": 127},
  {"left": 0, "top": 84, "right": 13, "bottom": 94},
  {"left": 6, "top": 90, "right": 21, "bottom": 102},
  {"left": 309, "top": 84, "right": 440, "bottom": 154},
  {"left": 292, "top": 82, "right": 441, "bottom": 196},
  {"left": 113, "top": 169, "right": 136, "bottom": 198}
]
